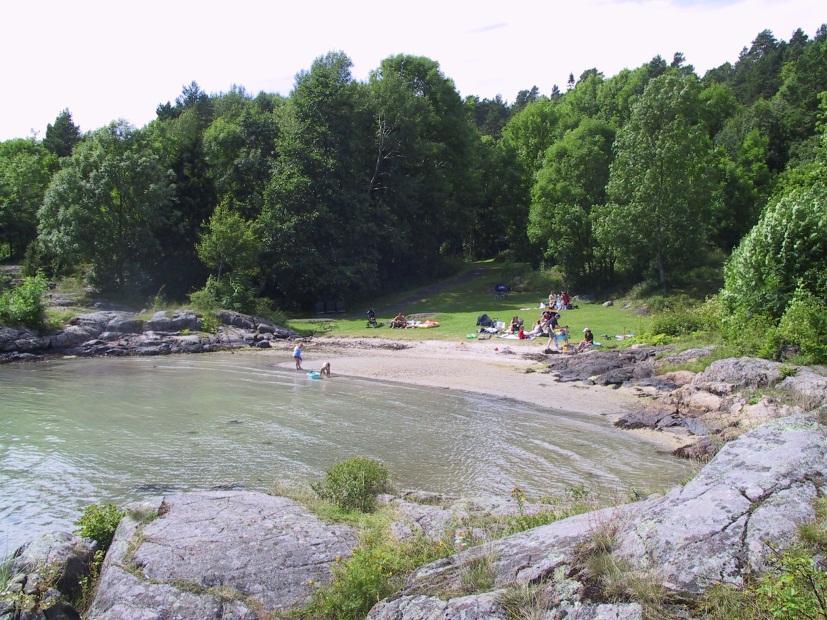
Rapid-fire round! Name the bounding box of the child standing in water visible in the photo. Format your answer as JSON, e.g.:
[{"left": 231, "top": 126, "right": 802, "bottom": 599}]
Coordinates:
[
  {"left": 320, "top": 362, "right": 331, "bottom": 377},
  {"left": 293, "top": 342, "right": 303, "bottom": 370}
]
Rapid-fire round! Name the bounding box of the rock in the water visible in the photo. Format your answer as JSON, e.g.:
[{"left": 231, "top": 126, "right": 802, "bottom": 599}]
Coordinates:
[{"left": 87, "top": 490, "right": 357, "bottom": 619}]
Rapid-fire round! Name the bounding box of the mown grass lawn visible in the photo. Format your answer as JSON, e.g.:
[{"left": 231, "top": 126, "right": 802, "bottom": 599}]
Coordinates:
[{"left": 287, "top": 259, "right": 652, "bottom": 344}]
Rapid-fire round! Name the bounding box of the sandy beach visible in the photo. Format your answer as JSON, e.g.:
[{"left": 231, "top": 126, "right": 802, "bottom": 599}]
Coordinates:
[{"left": 266, "top": 337, "right": 685, "bottom": 451}]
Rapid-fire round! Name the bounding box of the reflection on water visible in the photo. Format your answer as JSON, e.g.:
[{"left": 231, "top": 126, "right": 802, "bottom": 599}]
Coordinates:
[{"left": 0, "top": 353, "right": 691, "bottom": 551}]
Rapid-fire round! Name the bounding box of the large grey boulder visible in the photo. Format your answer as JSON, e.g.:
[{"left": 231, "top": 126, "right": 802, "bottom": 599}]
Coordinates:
[
  {"left": 777, "top": 367, "right": 827, "bottom": 410},
  {"left": 693, "top": 357, "right": 783, "bottom": 389},
  {"left": 86, "top": 491, "right": 358, "bottom": 619},
  {"left": 104, "top": 316, "right": 144, "bottom": 334},
  {"left": 615, "top": 412, "right": 825, "bottom": 593},
  {"left": 370, "top": 413, "right": 825, "bottom": 617},
  {"left": 145, "top": 310, "right": 201, "bottom": 332},
  {"left": 546, "top": 348, "right": 658, "bottom": 384}
]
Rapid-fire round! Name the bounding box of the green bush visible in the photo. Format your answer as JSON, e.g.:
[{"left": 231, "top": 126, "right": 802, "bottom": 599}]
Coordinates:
[
  {"left": 190, "top": 274, "right": 286, "bottom": 324},
  {"left": 311, "top": 457, "right": 390, "bottom": 513},
  {"left": 723, "top": 183, "right": 827, "bottom": 318},
  {"left": 75, "top": 503, "right": 124, "bottom": 551},
  {"left": 0, "top": 273, "right": 48, "bottom": 327},
  {"left": 778, "top": 287, "right": 827, "bottom": 364},
  {"left": 650, "top": 308, "right": 706, "bottom": 337},
  {"left": 305, "top": 519, "right": 449, "bottom": 619}
]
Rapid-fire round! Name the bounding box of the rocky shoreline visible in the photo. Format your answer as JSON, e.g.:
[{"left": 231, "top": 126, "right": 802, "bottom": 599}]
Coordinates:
[
  {"left": 2, "top": 408, "right": 824, "bottom": 619},
  {"left": 0, "top": 309, "right": 297, "bottom": 364}
]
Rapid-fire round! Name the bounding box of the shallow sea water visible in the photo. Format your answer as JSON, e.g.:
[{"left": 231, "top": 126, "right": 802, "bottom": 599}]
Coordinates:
[{"left": 0, "top": 352, "right": 691, "bottom": 551}]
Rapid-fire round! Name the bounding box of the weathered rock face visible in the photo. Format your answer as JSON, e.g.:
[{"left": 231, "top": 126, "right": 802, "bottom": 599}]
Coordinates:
[
  {"left": 615, "top": 412, "right": 825, "bottom": 592},
  {"left": 1, "top": 531, "right": 97, "bottom": 619},
  {"left": 546, "top": 348, "right": 659, "bottom": 385},
  {"left": 617, "top": 358, "right": 816, "bottom": 457},
  {"left": 384, "top": 492, "right": 560, "bottom": 545},
  {"left": 368, "top": 591, "right": 507, "bottom": 620},
  {"left": 86, "top": 491, "right": 358, "bottom": 620},
  {"left": 367, "top": 413, "right": 826, "bottom": 618},
  {"left": 0, "top": 309, "right": 297, "bottom": 363}
]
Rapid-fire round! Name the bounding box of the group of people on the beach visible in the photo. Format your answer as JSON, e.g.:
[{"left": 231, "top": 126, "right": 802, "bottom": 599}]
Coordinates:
[{"left": 505, "top": 291, "right": 593, "bottom": 353}]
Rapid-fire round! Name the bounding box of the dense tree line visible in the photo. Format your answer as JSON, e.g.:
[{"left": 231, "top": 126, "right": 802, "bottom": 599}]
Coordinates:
[{"left": 0, "top": 26, "right": 825, "bottom": 320}]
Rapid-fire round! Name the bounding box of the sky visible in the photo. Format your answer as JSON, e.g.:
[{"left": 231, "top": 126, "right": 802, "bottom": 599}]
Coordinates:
[{"left": 1, "top": 0, "right": 825, "bottom": 140}]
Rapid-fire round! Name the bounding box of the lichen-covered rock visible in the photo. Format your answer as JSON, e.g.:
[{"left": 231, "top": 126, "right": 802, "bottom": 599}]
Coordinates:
[
  {"left": 86, "top": 491, "right": 357, "bottom": 619},
  {"left": 693, "top": 357, "right": 783, "bottom": 389},
  {"left": 777, "top": 367, "right": 827, "bottom": 410},
  {"left": 367, "top": 591, "right": 507, "bottom": 620},
  {"left": 10, "top": 531, "right": 97, "bottom": 601},
  {"left": 372, "top": 412, "right": 825, "bottom": 616},
  {"left": 615, "top": 412, "right": 826, "bottom": 593},
  {"left": 552, "top": 602, "right": 642, "bottom": 619}
]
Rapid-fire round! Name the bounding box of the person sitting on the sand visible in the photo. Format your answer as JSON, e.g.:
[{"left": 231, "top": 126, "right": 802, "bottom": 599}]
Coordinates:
[
  {"left": 577, "top": 327, "right": 594, "bottom": 352},
  {"left": 391, "top": 312, "right": 407, "bottom": 328}
]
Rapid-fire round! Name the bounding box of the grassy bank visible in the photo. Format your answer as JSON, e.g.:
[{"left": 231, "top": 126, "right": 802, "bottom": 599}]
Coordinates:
[{"left": 287, "top": 260, "right": 651, "bottom": 344}]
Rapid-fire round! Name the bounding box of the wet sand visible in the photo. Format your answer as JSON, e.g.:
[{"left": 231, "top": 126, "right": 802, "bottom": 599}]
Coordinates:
[{"left": 265, "top": 337, "right": 685, "bottom": 451}]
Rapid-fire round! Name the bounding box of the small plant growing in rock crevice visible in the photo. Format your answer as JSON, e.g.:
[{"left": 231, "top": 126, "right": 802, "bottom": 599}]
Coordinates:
[
  {"left": 75, "top": 503, "right": 124, "bottom": 551},
  {"left": 311, "top": 457, "right": 390, "bottom": 513},
  {"left": 570, "top": 519, "right": 668, "bottom": 619}
]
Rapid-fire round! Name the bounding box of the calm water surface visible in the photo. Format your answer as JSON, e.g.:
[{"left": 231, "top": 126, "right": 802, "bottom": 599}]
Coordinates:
[{"left": 0, "top": 352, "right": 691, "bottom": 551}]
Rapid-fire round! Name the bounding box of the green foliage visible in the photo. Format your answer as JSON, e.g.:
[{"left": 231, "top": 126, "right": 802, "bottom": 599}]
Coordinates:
[
  {"left": 650, "top": 308, "right": 706, "bottom": 337},
  {"left": 75, "top": 503, "right": 124, "bottom": 551},
  {"left": 311, "top": 457, "right": 390, "bottom": 513},
  {"left": 43, "top": 109, "right": 82, "bottom": 158},
  {"left": 723, "top": 183, "right": 827, "bottom": 319},
  {"left": 600, "top": 72, "right": 718, "bottom": 289},
  {"left": 190, "top": 274, "right": 285, "bottom": 324},
  {"left": 196, "top": 199, "right": 260, "bottom": 277},
  {"left": 527, "top": 118, "right": 616, "bottom": 285},
  {"left": 0, "top": 139, "right": 57, "bottom": 259},
  {"left": 0, "top": 273, "right": 48, "bottom": 327},
  {"left": 778, "top": 287, "right": 827, "bottom": 364},
  {"left": 302, "top": 511, "right": 451, "bottom": 619},
  {"left": 38, "top": 121, "right": 173, "bottom": 291}
]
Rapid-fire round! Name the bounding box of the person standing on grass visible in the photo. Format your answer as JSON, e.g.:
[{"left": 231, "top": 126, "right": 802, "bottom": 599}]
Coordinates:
[{"left": 293, "top": 342, "right": 304, "bottom": 371}]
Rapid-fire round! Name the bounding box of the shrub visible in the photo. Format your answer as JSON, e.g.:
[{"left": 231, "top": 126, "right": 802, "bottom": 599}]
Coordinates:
[
  {"left": 0, "top": 273, "right": 48, "bottom": 327},
  {"left": 190, "top": 274, "right": 286, "bottom": 325},
  {"left": 304, "top": 513, "right": 450, "bottom": 619},
  {"left": 723, "top": 183, "right": 827, "bottom": 318},
  {"left": 778, "top": 287, "right": 827, "bottom": 364},
  {"left": 75, "top": 503, "right": 124, "bottom": 551},
  {"left": 311, "top": 457, "right": 390, "bottom": 513},
  {"left": 650, "top": 308, "right": 705, "bottom": 337}
]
